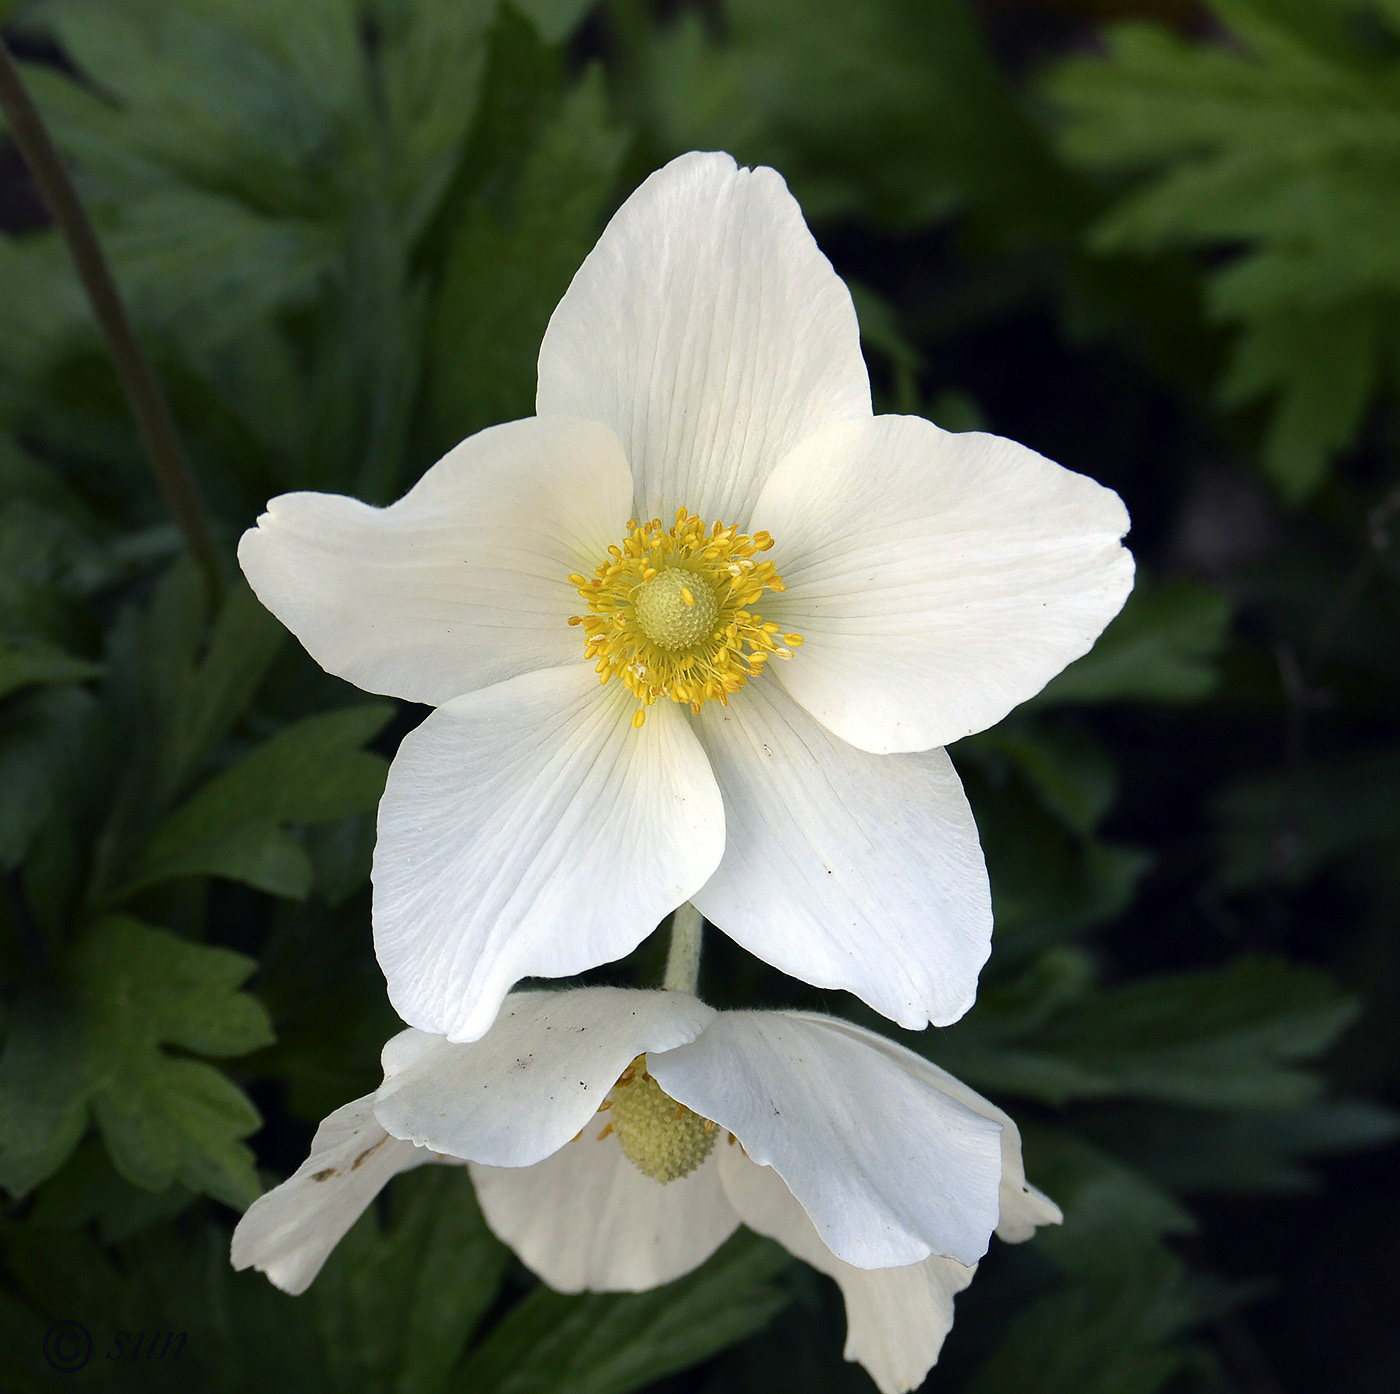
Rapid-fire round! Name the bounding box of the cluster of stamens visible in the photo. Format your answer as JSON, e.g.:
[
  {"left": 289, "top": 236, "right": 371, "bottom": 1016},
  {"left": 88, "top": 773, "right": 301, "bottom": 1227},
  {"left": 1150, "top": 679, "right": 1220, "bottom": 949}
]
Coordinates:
[
  {"left": 569, "top": 508, "right": 802, "bottom": 727},
  {"left": 594, "top": 1054, "right": 719, "bottom": 1183}
]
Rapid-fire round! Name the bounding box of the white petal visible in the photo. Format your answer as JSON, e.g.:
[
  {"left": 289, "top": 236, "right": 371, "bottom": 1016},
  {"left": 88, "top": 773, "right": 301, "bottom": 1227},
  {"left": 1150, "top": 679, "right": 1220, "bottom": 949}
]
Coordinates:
[
  {"left": 373, "top": 990, "right": 716, "bottom": 1167},
  {"left": 750, "top": 416, "right": 1135, "bottom": 753},
  {"left": 229, "top": 1094, "right": 461, "bottom": 1295},
  {"left": 790, "top": 1014, "right": 1064, "bottom": 1243},
  {"left": 536, "top": 151, "right": 871, "bottom": 529},
  {"left": 649, "top": 1011, "right": 1003, "bottom": 1269},
  {"left": 721, "top": 1152, "right": 975, "bottom": 1394},
  {"left": 373, "top": 666, "right": 725, "bottom": 1042},
  {"left": 469, "top": 1130, "right": 738, "bottom": 1293},
  {"left": 238, "top": 416, "right": 633, "bottom": 705},
  {"left": 690, "top": 683, "right": 990, "bottom": 1029}
]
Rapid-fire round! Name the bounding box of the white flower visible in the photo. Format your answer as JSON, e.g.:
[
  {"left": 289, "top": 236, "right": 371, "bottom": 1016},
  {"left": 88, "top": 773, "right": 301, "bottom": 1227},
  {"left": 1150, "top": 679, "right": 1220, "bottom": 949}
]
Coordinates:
[
  {"left": 232, "top": 987, "right": 1060, "bottom": 1394},
  {"left": 239, "top": 151, "right": 1133, "bottom": 1043}
]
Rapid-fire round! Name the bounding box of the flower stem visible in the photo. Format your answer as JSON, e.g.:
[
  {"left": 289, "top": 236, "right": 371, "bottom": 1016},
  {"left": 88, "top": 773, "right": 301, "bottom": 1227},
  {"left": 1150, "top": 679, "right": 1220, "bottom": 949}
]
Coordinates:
[
  {"left": 662, "top": 902, "right": 703, "bottom": 994},
  {"left": 0, "top": 39, "right": 222, "bottom": 601}
]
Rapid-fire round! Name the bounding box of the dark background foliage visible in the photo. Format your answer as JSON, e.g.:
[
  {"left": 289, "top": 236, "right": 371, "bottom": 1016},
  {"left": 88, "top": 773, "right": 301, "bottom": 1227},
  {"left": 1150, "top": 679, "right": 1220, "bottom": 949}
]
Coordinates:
[{"left": 0, "top": 1, "right": 1396, "bottom": 1391}]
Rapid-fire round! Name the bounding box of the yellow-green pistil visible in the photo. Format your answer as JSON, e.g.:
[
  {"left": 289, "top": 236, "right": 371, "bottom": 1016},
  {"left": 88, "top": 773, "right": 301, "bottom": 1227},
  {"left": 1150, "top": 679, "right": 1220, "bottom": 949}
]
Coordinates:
[
  {"left": 597, "top": 1055, "right": 717, "bottom": 1183},
  {"left": 634, "top": 568, "right": 720, "bottom": 651}
]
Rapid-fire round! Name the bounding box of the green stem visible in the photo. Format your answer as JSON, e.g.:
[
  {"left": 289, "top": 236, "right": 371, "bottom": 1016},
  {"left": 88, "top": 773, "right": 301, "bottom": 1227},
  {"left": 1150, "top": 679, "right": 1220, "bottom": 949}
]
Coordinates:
[
  {"left": 662, "top": 902, "right": 703, "bottom": 994},
  {"left": 0, "top": 39, "right": 222, "bottom": 600}
]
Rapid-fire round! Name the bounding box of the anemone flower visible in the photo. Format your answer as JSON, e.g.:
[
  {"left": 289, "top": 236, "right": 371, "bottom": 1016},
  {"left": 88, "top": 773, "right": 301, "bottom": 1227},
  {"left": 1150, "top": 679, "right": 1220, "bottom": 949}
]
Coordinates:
[
  {"left": 239, "top": 151, "right": 1133, "bottom": 1043},
  {"left": 232, "top": 987, "right": 1060, "bottom": 1393}
]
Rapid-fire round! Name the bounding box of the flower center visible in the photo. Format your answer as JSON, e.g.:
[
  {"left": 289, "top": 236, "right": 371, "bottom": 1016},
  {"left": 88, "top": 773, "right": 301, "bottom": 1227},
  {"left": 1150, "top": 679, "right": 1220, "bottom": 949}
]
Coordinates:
[
  {"left": 597, "top": 1054, "right": 717, "bottom": 1184},
  {"left": 568, "top": 508, "right": 803, "bottom": 728},
  {"left": 634, "top": 569, "right": 720, "bottom": 650}
]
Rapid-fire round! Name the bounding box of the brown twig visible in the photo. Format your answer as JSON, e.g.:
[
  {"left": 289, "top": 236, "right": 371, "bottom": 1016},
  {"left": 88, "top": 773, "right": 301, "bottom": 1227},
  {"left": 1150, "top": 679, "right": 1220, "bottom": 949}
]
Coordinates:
[{"left": 0, "top": 38, "right": 222, "bottom": 600}]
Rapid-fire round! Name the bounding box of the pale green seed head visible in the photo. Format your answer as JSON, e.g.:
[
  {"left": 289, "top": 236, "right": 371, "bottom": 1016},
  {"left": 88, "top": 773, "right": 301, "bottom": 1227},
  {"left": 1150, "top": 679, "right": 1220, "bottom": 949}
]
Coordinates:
[
  {"left": 633, "top": 569, "right": 719, "bottom": 652},
  {"left": 609, "top": 1058, "right": 717, "bottom": 1183}
]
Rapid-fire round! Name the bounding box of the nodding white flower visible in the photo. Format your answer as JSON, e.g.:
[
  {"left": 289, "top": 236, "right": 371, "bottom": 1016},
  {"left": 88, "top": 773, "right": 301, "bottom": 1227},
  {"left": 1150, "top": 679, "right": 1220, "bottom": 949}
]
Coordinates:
[
  {"left": 232, "top": 988, "right": 1060, "bottom": 1394},
  {"left": 239, "top": 151, "right": 1133, "bottom": 1044}
]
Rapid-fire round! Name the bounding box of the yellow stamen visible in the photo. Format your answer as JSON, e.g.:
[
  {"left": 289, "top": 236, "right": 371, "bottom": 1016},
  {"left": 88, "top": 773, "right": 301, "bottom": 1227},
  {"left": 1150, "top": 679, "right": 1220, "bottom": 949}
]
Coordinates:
[{"left": 568, "top": 508, "right": 802, "bottom": 724}]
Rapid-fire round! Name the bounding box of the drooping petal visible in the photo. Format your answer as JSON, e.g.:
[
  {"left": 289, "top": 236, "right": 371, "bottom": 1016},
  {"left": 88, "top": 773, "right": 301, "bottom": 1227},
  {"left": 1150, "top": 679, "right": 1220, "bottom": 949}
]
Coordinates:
[
  {"left": 238, "top": 416, "right": 633, "bottom": 706},
  {"left": 229, "top": 1095, "right": 461, "bottom": 1296},
  {"left": 721, "top": 1152, "right": 975, "bottom": 1394},
  {"left": 790, "top": 1014, "right": 1063, "bottom": 1242},
  {"left": 749, "top": 415, "right": 1134, "bottom": 753},
  {"left": 470, "top": 1131, "right": 738, "bottom": 1293},
  {"left": 373, "top": 666, "right": 725, "bottom": 1042},
  {"left": 649, "top": 1011, "right": 1003, "bottom": 1269},
  {"left": 690, "top": 683, "right": 990, "bottom": 1030},
  {"left": 536, "top": 151, "right": 871, "bottom": 530},
  {"left": 373, "top": 990, "right": 716, "bottom": 1167}
]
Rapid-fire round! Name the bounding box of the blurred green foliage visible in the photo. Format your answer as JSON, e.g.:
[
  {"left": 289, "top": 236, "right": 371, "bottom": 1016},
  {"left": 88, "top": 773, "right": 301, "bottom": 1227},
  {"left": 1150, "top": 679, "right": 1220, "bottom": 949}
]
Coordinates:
[
  {"left": 1, "top": 0, "right": 1397, "bottom": 1391},
  {"left": 1051, "top": 0, "right": 1400, "bottom": 500}
]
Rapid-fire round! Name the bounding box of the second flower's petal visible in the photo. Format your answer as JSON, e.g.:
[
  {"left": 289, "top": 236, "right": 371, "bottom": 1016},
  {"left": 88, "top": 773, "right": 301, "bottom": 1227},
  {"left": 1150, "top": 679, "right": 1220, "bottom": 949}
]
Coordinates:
[
  {"left": 750, "top": 415, "right": 1134, "bottom": 753},
  {"left": 238, "top": 416, "right": 633, "bottom": 706},
  {"left": 470, "top": 1132, "right": 738, "bottom": 1293},
  {"left": 536, "top": 151, "right": 871, "bottom": 529},
  {"left": 373, "top": 990, "right": 716, "bottom": 1167},
  {"left": 229, "top": 1095, "right": 462, "bottom": 1295},
  {"left": 650, "top": 1011, "right": 1003, "bottom": 1269},
  {"left": 782, "top": 1014, "right": 1064, "bottom": 1243},
  {"left": 721, "top": 1152, "right": 975, "bottom": 1394},
  {"left": 691, "top": 683, "right": 990, "bottom": 1029},
  {"left": 374, "top": 667, "right": 726, "bottom": 1042}
]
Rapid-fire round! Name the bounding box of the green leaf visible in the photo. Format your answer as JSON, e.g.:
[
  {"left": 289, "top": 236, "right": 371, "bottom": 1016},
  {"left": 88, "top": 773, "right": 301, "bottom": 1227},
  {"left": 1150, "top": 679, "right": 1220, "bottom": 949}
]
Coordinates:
[
  {"left": 1220, "top": 298, "right": 1383, "bottom": 499},
  {"left": 103, "top": 185, "right": 336, "bottom": 354},
  {"left": 1214, "top": 744, "right": 1400, "bottom": 889},
  {"left": 115, "top": 704, "right": 392, "bottom": 899},
  {"left": 0, "top": 436, "right": 113, "bottom": 628},
  {"left": 956, "top": 756, "right": 1149, "bottom": 957},
  {"left": 0, "top": 641, "right": 102, "bottom": 701},
  {"left": 27, "top": 0, "right": 367, "bottom": 213},
  {"left": 428, "top": 63, "right": 626, "bottom": 445},
  {"left": 1035, "top": 577, "right": 1230, "bottom": 705},
  {"left": 454, "top": 1230, "right": 791, "bottom": 1394},
  {"left": 0, "top": 231, "right": 90, "bottom": 393},
  {"left": 931, "top": 952, "right": 1357, "bottom": 1109},
  {"left": 967, "top": 724, "right": 1118, "bottom": 836},
  {"left": 849, "top": 281, "right": 923, "bottom": 413},
  {"left": 151, "top": 578, "right": 288, "bottom": 810},
  {"left": 0, "top": 684, "right": 97, "bottom": 870},
  {"left": 370, "top": 0, "right": 495, "bottom": 234},
  {"left": 0, "top": 916, "right": 273, "bottom": 1205},
  {"left": 1049, "top": 4, "right": 1400, "bottom": 497},
  {"left": 0, "top": 995, "right": 90, "bottom": 1199},
  {"left": 251, "top": 968, "right": 402, "bottom": 1124},
  {"left": 1020, "top": 1125, "right": 1196, "bottom": 1277},
  {"left": 304, "top": 810, "right": 379, "bottom": 906},
  {"left": 514, "top": 0, "right": 596, "bottom": 45},
  {"left": 313, "top": 1165, "right": 510, "bottom": 1394},
  {"left": 639, "top": 0, "right": 1073, "bottom": 233},
  {"left": 0, "top": 1222, "right": 331, "bottom": 1392},
  {"left": 964, "top": 1262, "right": 1194, "bottom": 1394},
  {"left": 29, "top": 1137, "right": 195, "bottom": 1243},
  {"left": 1086, "top": 1099, "right": 1400, "bottom": 1196},
  {"left": 89, "top": 569, "right": 286, "bottom": 894},
  {"left": 970, "top": 1129, "right": 1209, "bottom": 1394}
]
